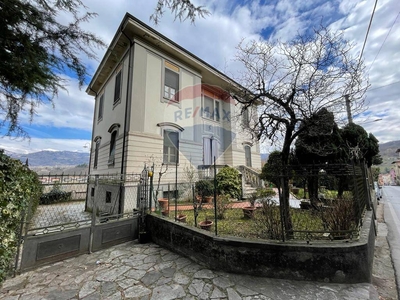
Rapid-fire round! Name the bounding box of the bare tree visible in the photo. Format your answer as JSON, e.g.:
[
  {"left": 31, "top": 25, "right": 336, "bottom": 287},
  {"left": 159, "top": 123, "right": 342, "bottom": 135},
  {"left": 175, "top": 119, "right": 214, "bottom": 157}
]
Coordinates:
[
  {"left": 150, "top": 0, "right": 210, "bottom": 24},
  {"left": 233, "top": 26, "right": 368, "bottom": 236}
]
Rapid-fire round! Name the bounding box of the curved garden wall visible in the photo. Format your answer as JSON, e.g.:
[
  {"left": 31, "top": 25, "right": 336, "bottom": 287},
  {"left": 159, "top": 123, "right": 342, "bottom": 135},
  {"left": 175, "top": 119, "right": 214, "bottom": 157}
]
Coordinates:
[{"left": 146, "top": 210, "right": 375, "bottom": 283}]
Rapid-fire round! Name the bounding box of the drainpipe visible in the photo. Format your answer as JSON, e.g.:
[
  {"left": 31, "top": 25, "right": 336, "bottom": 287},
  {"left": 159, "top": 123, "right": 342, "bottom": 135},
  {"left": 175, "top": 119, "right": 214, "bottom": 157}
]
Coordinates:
[
  {"left": 118, "top": 29, "right": 134, "bottom": 214},
  {"left": 86, "top": 87, "right": 98, "bottom": 212}
]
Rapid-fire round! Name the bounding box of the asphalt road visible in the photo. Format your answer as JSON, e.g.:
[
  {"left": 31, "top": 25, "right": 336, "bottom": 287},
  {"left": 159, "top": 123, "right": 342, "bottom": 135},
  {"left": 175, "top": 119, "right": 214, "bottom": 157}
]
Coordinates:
[{"left": 382, "top": 185, "right": 400, "bottom": 297}]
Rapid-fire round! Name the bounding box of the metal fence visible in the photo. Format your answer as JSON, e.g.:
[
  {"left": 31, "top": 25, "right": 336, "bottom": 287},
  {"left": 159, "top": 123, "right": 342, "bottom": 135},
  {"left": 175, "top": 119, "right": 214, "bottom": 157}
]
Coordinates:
[
  {"left": 25, "top": 172, "right": 145, "bottom": 235},
  {"left": 153, "top": 161, "right": 375, "bottom": 242},
  {"left": 25, "top": 161, "right": 374, "bottom": 241}
]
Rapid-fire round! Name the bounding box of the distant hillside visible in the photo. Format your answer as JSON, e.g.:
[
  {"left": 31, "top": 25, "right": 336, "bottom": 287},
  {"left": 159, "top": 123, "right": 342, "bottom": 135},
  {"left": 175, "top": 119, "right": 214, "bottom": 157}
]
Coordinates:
[
  {"left": 377, "top": 140, "right": 400, "bottom": 173},
  {"left": 5, "top": 150, "right": 90, "bottom": 167}
]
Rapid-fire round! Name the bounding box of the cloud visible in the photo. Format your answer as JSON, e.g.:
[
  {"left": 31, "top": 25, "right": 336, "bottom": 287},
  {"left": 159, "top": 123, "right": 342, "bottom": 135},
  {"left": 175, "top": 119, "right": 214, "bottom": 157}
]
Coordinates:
[
  {"left": 0, "top": 137, "right": 91, "bottom": 154},
  {"left": 1, "top": 0, "right": 399, "bottom": 154}
]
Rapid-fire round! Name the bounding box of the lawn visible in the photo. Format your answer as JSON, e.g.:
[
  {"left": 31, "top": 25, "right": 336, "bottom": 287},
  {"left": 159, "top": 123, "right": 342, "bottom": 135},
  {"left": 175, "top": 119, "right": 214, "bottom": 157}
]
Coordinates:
[{"left": 162, "top": 206, "right": 325, "bottom": 241}]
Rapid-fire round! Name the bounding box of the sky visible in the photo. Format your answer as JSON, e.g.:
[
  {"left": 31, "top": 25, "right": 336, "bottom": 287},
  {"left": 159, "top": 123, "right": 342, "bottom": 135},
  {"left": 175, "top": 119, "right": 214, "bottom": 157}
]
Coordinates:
[{"left": 1, "top": 0, "right": 399, "bottom": 154}]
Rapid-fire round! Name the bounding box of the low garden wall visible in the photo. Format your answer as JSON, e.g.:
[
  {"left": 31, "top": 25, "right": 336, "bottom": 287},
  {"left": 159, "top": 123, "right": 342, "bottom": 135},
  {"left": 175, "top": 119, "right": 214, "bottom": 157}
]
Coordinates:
[{"left": 146, "top": 210, "right": 375, "bottom": 283}]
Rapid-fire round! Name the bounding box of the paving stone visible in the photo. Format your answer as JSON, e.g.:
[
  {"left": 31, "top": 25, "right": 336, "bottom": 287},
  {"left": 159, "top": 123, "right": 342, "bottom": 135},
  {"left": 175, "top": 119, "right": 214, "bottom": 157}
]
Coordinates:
[
  {"left": 126, "top": 269, "right": 147, "bottom": 280},
  {"left": 173, "top": 272, "right": 190, "bottom": 285},
  {"left": 161, "top": 253, "right": 180, "bottom": 262},
  {"left": 0, "top": 295, "right": 20, "bottom": 300},
  {"left": 151, "top": 284, "right": 185, "bottom": 300},
  {"left": 226, "top": 287, "right": 242, "bottom": 300},
  {"left": 96, "top": 265, "right": 131, "bottom": 281},
  {"left": 144, "top": 255, "right": 159, "bottom": 264},
  {"left": 43, "top": 289, "right": 79, "bottom": 300},
  {"left": 124, "top": 285, "right": 152, "bottom": 298},
  {"left": 104, "top": 291, "right": 123, "bottom": 300},
  {"left": 79, "top": 280, "right": 101, "bottom": 298},
  {"left": 210, "top": 286, "right": 227, "bottom": 299},
  {"left": 155, "top": 276, "right": 173, "bottom": 286},
  {"left": 81, "top": 291, "right": 102, "bottom": 300},
  {"left": 160, "top": 267, "right": 176, "bottom": 278},
  {"left": 213, "top": 276, "right": 234, "bottom": 289},
  {"left": 0, "top": 275, "right": 28, "bottom": 291},
  {"left": 194, "top": 269, "right": 216, "bottom": 279},
  {"left": 101, "top": 281, "right": 119, "bottom": 296},
  {"left": 188, "top": 279, "right": 205, "bottom": 296},
  {"left": 134, "top": 262, "right": 156, "bottom": 271},
  {"left": 141, "top": 270, "right": 163, "bottom": 286},
  {"left": 118, "top": 277, "right": 139, "bottom": 289},
  {"left": 154, "top": 261, "right": 174, "bottom": 271},
  {"left": 175, "top": 257, "right": 193, "bottom": 270}
]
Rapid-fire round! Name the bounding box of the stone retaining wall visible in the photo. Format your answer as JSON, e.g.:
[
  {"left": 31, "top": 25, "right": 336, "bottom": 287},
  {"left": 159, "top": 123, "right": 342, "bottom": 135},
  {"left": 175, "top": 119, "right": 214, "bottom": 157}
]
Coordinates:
[{"left": 146, "top": 211, "right": 375, "bottom": 283}]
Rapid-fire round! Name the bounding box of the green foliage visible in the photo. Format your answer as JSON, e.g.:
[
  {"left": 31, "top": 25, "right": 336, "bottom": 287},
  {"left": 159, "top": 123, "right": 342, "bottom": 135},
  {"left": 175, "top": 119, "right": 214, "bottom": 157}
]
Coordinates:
[
  {"left": 340, "top": 123, "right": 380, "bottom": 167},
  {"left": 261, "top": 151, "right": 283, "bottom": 187},
  {"left": 0, "top": 150, "right": 42, "bottom": 283},
  {"left": 216, "top": 166, "right": 241, "bottom": 199},
  {"left": 216, "top": 194, "right": 232, "bottom": 220},
  {"left": 372, "top": 167, "right": 380, "bottom": 182},
  {"left": 294, "top": 108, "right": 344, "bottom": 164},
  {"left": 195, "top": 179, "right": 214, "bottom": 199},
  {"left": 39, "top": 183, "right": 72, "bottom": 205},
  {"left": 0, "top": 0, "right": 105, "bottom": 137}
]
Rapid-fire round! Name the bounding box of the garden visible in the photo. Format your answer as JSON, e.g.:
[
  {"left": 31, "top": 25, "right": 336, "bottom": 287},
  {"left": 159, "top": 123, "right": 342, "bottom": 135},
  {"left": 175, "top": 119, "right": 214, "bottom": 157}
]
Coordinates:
[{"left": 153, "top": 165, "right": 362, "bottom": 242}]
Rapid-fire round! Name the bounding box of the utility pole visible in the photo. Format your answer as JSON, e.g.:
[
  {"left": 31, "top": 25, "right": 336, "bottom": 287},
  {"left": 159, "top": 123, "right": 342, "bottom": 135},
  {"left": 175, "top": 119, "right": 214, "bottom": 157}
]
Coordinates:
[{"left": 345, "top": 94, "right": 353, "bottom": 124}]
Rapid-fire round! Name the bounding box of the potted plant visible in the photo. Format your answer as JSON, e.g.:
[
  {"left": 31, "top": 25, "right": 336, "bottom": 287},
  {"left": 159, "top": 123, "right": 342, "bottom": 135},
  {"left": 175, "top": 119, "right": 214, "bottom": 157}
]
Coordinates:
[
  {"left": 195, "top": 179, "right": 214, "bottom": 204},
  {"left": 175, "top": 214, "right": 187, "bottom": 222},
  {"left": 242, "top": 191, "right": 258, "bottom": 219},
  {"left": 158, "top": 198, "right": 169, "bottom": 210},
  {"left": 199, "top": 217, "right": 213, "bottom": 231}
]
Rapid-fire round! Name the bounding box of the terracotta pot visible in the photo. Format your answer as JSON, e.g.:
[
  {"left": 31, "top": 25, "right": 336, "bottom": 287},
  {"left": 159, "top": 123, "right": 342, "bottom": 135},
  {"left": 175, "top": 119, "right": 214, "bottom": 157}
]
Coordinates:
[
  {"left": 196, "top": 195, "right": 202, "bottom": 203},
  {"left": 204, "top": 196, "right": 213, "bottom": 203},
  {"left": 199, "top": 220, "right": 213, "bottom": 231},
  {"left": 161, "top": 210, "right": 169, "bottom": 217},
  {"left": 175, "top": 214, "right": 187, "bottom": 223},
  {"left": 242, "top": 206, "right": 256, "bottom": 219},
  {"left": 158, "top": 198, "right": 168, "bottom": 210}
]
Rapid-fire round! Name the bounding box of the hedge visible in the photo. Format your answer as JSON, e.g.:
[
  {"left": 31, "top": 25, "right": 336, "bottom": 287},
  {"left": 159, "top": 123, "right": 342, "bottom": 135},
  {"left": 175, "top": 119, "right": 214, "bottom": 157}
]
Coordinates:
[{"left": 0, "top": 150, "right": 42, "bottom": 284}]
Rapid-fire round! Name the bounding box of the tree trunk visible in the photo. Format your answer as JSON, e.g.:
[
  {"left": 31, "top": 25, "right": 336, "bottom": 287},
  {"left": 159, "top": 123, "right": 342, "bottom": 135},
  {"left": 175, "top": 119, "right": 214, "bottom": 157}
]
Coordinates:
[
  {"left": 280, "top": 176, "right": 293, "bottom": 239},
  {"left": 308, "top": 171, "right": 319, "bottom": 207}
]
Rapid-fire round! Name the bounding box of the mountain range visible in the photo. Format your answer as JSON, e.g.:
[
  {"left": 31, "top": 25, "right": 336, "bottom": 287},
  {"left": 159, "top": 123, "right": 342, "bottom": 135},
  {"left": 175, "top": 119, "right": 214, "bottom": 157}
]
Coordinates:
[
  {"left": 4, "top": 150, "right": 90, "bottom": 167},
  {"left": 3, "top": 139, "right": 399, "bottom": 172}
]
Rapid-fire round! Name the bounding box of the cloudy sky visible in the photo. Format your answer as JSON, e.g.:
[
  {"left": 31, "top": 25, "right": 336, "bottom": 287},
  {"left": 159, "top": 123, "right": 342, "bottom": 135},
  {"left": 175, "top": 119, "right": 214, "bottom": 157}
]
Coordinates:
[{"left": 1, "top": 0, "right": 399, "bottom": 154}]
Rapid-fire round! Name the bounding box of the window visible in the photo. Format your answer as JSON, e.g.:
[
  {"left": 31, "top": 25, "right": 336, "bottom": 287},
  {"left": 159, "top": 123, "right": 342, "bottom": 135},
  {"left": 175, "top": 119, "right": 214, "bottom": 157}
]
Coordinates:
[
  {"left": 244, "top": 145, "right": 252, "bottom": 167},
  {"left": 242, "top": 108, "right": 250, "bottom": 126},
  {"left": 203, "top": 137, "right": 218, "bottom": 165},
  {"left": 91, "top": 188, "right": 95, "bottom": 197},
  {"left": 163, "top": 130, "right": 179, "bottom": 164},
  {"left": 114, "top": 70, "right": 122, "bottom": 103},
  {"left": 94, "top": 139, "right": 100, "bottom": 169},
  {"left": 202, "top": 96, "right": 220, "bottom": 121},
  {"left": 109, "top": 131, "right": 117, "bottom": 165},
  {"left": 98, "top": 94, "right": 104, "bottom": 120},
  {"left": 164, "top": 62, "right": 179, "bottom": 102}
]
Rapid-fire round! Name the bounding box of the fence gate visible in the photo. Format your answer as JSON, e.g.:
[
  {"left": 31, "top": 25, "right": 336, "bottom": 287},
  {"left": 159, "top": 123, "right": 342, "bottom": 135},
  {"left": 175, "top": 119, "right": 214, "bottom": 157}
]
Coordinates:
[{"left": 18, "top": 171, "right": 149, "bottom": 272}]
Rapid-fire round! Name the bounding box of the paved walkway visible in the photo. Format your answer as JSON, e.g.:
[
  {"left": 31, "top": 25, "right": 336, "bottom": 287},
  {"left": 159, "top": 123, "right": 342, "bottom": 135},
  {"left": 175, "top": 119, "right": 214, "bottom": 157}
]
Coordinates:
[
  {"left": 1, "top": 241, "right": 378, "bottom": 300},
  {"left": 1, "top": 196, "right": 397, "bottom": 300}
]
